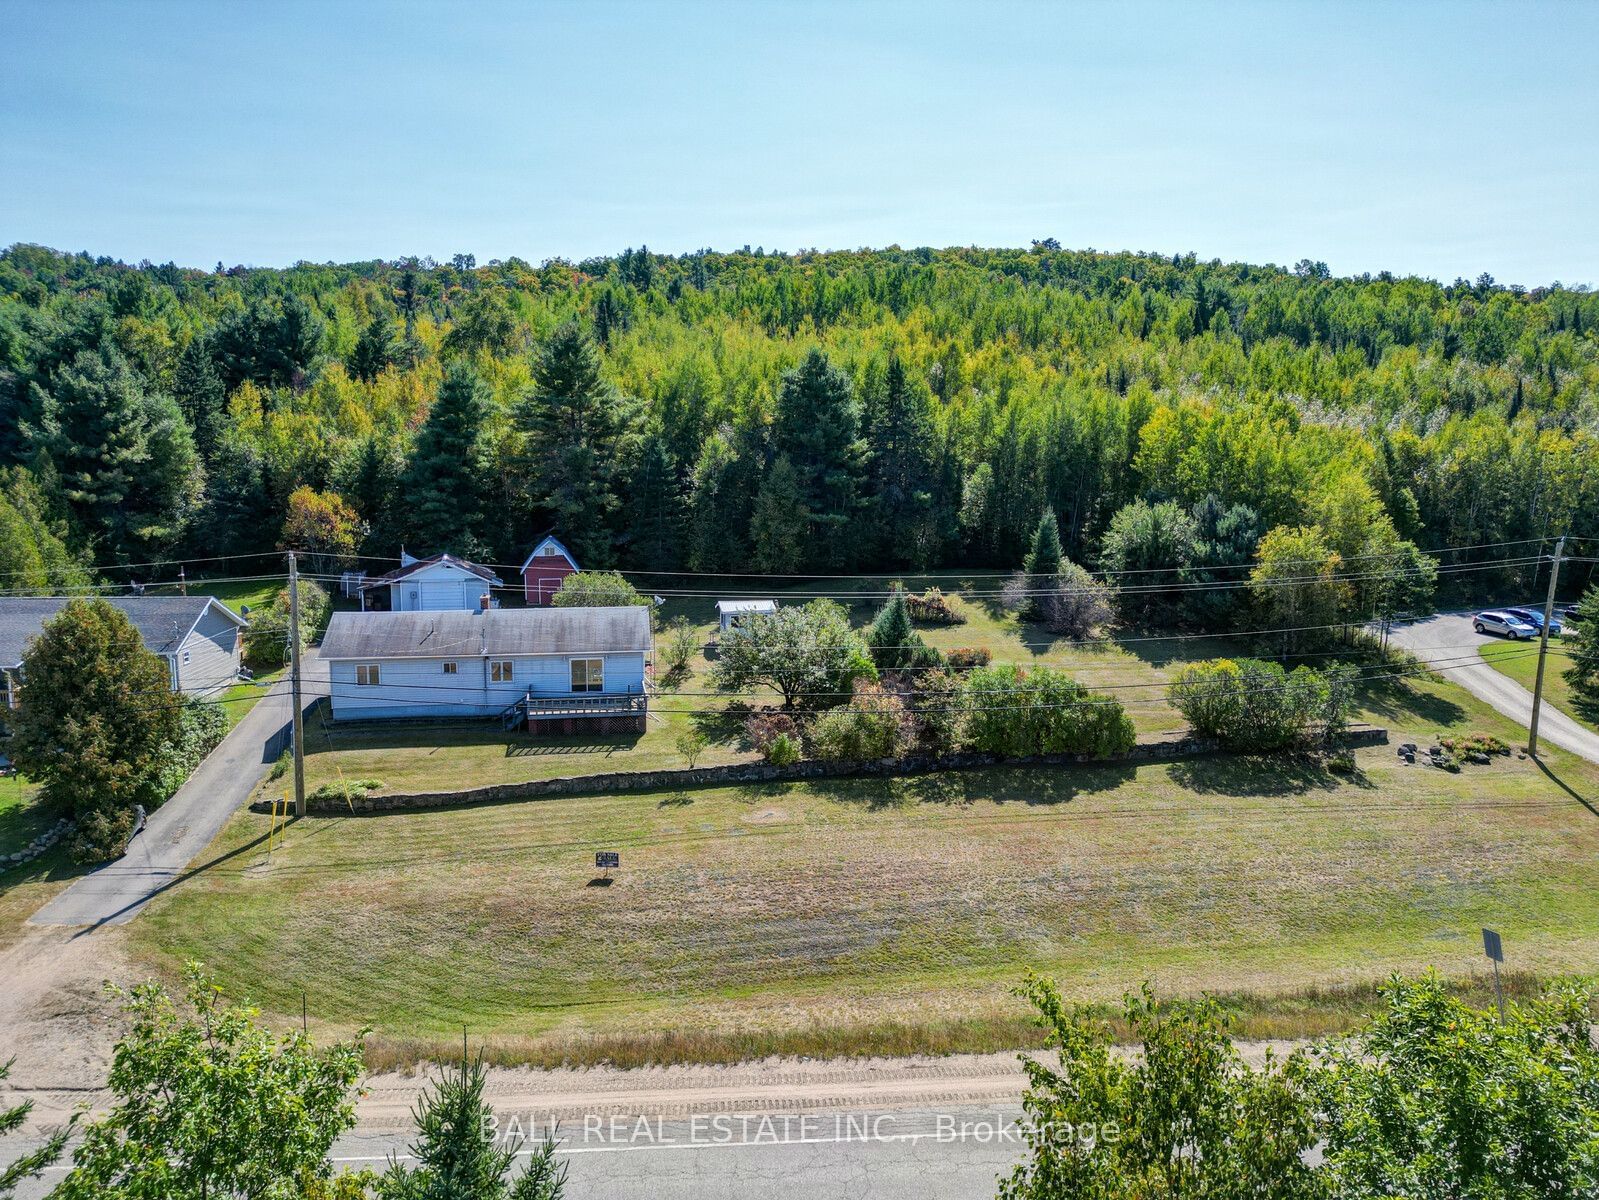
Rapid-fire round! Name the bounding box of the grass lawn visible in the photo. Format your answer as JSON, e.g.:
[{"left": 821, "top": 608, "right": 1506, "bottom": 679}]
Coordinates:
[
  {"left": 133, "top": 668, "right": 1599, "bottom": 1068},
  {"left": 1479, "top": 637, "right": 1597, "bottom": 734},
  {"left": 0, "top": 775, "right": 83, "bottom": 950},
  {"left": 289, "top": 576, "right": 1407, "bottom": 800}
]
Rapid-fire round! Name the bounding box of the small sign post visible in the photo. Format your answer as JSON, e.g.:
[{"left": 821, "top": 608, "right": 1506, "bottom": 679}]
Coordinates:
[
  {"left": 1482, "top": 928, "right": 1505, "bottom": 1023},
  {"left": 595, "top": 850, "right": 620, "bottom": 882}
]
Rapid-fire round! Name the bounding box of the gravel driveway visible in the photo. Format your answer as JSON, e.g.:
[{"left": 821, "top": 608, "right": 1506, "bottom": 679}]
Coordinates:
[{"left": 1386, "top": 612, "right": 1599, "bottom": 764}]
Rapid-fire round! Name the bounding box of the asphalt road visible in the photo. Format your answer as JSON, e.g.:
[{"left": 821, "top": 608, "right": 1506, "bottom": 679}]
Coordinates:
[
  {"left": 27, "top": 652, "right": 325, "bottom": 928},
  {"left": 10, "top": 1106, "right": 1030, "bottom": 1200},
  {"left": 1386, "top": 612, "right": 1599, "bottom": 764}
]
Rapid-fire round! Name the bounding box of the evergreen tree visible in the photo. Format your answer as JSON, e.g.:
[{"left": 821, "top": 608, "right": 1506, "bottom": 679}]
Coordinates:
[
  {"left": 1563, "top": 583, "right": 1599, "bottom": 718},
  {"left": 404, "top": 363, "right": 492, "bottom": 555},
  {"left": 195, "top": 423, "right": 272, "bottom": 556},
  {"left": 625, "top": 432, "right": 684, "bottom": 571},
  {"left": 348, "top": 314, "right": 398, "bottom": 383},
  {"left": 867, "top": 356, "right": 935, "bottom": 567},
  {"left": 865, "top": 586, "right": 934, "bottom": 670},
  {"left": 29, "top": 347, "right": 200, "bottom": 559},
  {"left": 378, "top": 1055, "right": 565, "bottom": 1200},
  {"left": 684, "top": 427, "right": 751, "bottom": 572},
  {"left": 1022, "top": 509, "right": 1064, "bottom": 578},
  {"left": 210, "top": 294, "right": 323, "bottom": 392},
  {"left": 749, "top": 454, "right": 808, "bottom": 574},
  {"left": 338, "top": 433, "right": 404, "bottom": 551},
  {"left": 513, "top": 321, "right": 641, "bottom": 566},
  {"left": 772, "top": 349, "right": 866, "bottom": 569},
  {"left": 172, "top": 337, "right": 226, "bottom": 462}
]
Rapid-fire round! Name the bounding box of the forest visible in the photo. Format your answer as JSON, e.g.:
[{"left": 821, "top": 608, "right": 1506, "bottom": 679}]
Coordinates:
[{"left": 2, "top": 240, "right": 1597, "bottom": 613}]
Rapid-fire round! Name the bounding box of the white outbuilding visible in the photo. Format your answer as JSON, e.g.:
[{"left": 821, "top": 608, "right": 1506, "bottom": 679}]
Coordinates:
[{"left": 715, "top": 599, "right": 778, "bottom": 632}]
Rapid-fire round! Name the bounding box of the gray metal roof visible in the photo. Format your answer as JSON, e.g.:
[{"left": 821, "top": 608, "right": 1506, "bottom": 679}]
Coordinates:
[
  {"left": 0, "top": 596, "right": 242, "bottom": 669},
  {"left": 359, "top": 553, "right": 503, "bottom": 589},
  {"left": 319, "top": 606, "right": 652, "bottom": 660}
]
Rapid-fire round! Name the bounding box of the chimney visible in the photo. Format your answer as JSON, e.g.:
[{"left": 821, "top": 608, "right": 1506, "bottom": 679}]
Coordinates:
[{"left": 479, "top": 593, "right": 492, "bottom": 613}]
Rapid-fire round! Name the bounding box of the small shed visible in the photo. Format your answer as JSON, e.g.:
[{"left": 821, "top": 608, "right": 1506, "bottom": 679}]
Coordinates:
[
  {"left": 520, "top": 535, "right": 580, "bottom": 606},
  {"left": 715, "top": 599, "right": 777, "bottom": 632}
]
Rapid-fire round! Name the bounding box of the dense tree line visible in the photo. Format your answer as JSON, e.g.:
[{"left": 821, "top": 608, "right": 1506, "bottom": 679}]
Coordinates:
[{"left": 2, "top": 242, "right": 1597, "bottom": 610}]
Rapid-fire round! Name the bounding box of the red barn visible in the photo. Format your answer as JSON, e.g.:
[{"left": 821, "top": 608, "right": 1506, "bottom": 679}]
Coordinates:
[{"left": 520, "top": 534, "right": 580, "bottom": 605}]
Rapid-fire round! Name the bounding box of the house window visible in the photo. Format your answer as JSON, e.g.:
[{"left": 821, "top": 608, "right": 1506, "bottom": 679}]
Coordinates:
[
  {"left": 538, "top": 544, "right": 562, "bottom": 556},
  {"left": 490, "top": 660, "right": 514, "bottom": 683},
  {"left": 571, "top": 658, "right": 604, "bottom": 692},
  {"left": 442, "top": 661, "right": 458, "bottom": 675},
  {"left": 182, "top": 650, "right": 191, "bottom": 665},
  {"left": 355, "top": 664, "right": 381, "bottom": 686}
]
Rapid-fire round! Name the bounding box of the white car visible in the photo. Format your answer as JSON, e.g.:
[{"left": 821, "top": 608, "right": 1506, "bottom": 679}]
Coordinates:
[{"left": 1474, "top": 610, "right": 1538, "bottom": 640}]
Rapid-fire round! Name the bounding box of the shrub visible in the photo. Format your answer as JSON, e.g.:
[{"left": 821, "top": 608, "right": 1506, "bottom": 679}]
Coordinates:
[
  {"left": 959, "top": 665, "right": 1135, "bottom": 758},
  {"left": 944, "top": 646, "right": 991, "bottom": 671},
  {"left": 904, "top": 668, "right": 962, "bottom": 755},
  {"left": 268, "top": 749, "right": 291, "bottom": 780},
  {"left": 1168, "top": 658, "right": 1353, "bottom": 751},
  {"left": 552, "top": 570, "right": 649, "bottom": 611},
  {"left": 744, "top": 710, "right": 799, "bottom": 757},
  {"left": 154, "top": 697, "right": 229, "bottom": 799},
  {"left": 765, "top": 733, "right": 801, "bottom": 766},
  {"left": 807, "top": 682, "right": 911, "bottom": 762},
  {"left": 659, "top": 616, "right": 698, "bottom": 678},
  {"left": 1002, "top": 561, "right": 1115, "bottom": 639},
  {"left": 243, "top": 579, "right": 330, "bottom": 669},
  {"left": 308, "top": 778, "right": 382, "bottom": 802},
  {"left": 905, "top": 588, "right": 965, "bottom": 625},
  {"left": 674, "top": 726, "right": 708, "bottom": 767},
  {"left": 68, "top": 806, "right": 135, "bottom": 864}
]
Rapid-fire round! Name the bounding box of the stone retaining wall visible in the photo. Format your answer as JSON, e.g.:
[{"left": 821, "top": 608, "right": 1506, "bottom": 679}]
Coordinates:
[{"left": 254, "top": 726, "right": 1388, "bottom": 817}]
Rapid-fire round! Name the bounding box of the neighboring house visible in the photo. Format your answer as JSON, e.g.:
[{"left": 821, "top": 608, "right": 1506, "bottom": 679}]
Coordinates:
[
  {"left": 715, "top": 599, "right": 777, "bottom": 632},
  {"left": 0, "top": 595, "right": 247, "bottom": 709},
  {"left": 321, "top": 605, "right": 651, "bottom": 734},
  {"left": 520, "top": 535, "right": 580, "bottom": 605},
  {"left": 360, "top": 552, "right": 505, "bottom": 612}
]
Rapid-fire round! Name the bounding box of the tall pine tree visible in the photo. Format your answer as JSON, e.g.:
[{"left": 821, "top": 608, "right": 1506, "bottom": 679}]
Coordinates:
[
  {"left": 512, "top": 321, "right": 640, "bottom": 566},
  {"left": 772, "top": 349, "right": 866, "bottom": 570},
  {"left": 29, "top": 347, "right": 200, "bottom": 559},
  {"left": 172, "top": 337, "right": 226, "bottom": 463},
  {"left": 403, "top": 363, "right": 492, "bottom": 555},
  {"left": 867, "top": 356, "right": 935, "bottom": 567}
]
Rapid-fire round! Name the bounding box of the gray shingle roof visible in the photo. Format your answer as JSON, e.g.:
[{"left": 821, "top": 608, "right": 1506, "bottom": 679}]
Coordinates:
[
  {"left": 0, "top": 596, "right": 241, "bottom": 669},
  {"left": 319, "top": 606, "right": 652, "bottom": 660}
]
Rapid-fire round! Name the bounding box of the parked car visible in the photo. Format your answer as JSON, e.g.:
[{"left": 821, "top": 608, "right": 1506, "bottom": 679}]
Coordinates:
[
  {"left": 1473, "top": 610, "right": 1539, "bottom": 639},
  {"left": 1503, "top": 606, "right": 1563, "bottom": 636}
]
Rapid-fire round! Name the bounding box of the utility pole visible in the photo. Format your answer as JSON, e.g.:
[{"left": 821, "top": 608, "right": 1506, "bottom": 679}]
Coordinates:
[
  {"left": 288, "top": 551, "right": 307, "bottom": 818},
  {"left": 1527, "top": 534, "right": 1566, "bottom": 757}
]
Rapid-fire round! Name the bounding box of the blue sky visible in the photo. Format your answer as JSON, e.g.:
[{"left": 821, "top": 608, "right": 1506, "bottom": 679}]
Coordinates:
[{"left": 4, "top": 0, "right": 1596, "bottom": 284}]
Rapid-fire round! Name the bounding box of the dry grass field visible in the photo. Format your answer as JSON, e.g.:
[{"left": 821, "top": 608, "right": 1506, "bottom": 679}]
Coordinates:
[{"left": 131, "top": 670, "right": 1599, "bottom": 1068}]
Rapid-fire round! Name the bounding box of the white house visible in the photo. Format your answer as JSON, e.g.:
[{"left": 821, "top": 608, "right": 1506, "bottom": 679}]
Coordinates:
[
  {"left": 0, "top": 595, "right": 247, "bottom": 708},
  {"left": 359, "top": 552, "right": 504, "bottom": 612},
  {"left": 321, "top": 606, "right": 652, "bottom": 733},
  {"left": 715, "top": 599, "right": 777, "bottom": 632}
]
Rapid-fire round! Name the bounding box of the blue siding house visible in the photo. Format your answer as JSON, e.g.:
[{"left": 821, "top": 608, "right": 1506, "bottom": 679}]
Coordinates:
[{"left": 320, "top": 606, "right": 651, "bottom": 733}]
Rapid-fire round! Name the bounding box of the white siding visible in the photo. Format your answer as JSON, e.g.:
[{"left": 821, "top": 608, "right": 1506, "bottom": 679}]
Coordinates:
[
  {"left": 329, "top": 652, "right": 647, "bottom": 720},
  {"left": 173, "top": 605, "right": 243, "bottom": 696},
  {"left": 386, "top": 563, "right": 491, "bottom": 612}
]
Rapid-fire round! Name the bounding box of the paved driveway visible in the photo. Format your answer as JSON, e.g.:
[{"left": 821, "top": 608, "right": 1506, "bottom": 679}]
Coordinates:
[
  {"left": 28, "top": 651, "right": 326, "bottom": 928},
  {"left": 1386, "top": 613, "right": 1599, "bottom": 764}
]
